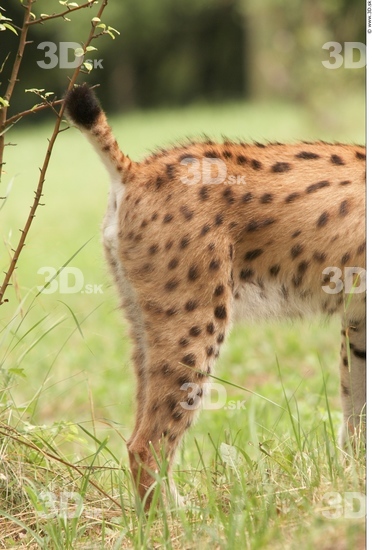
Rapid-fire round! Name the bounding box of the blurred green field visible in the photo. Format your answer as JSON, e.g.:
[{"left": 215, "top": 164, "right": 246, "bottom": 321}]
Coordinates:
[{"left": 0, "top": 94, "right": 365, "bottom": 548}]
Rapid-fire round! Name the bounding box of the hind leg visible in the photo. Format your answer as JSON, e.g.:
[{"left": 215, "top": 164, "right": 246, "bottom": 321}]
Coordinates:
[
  {"left": 127, "top": 293, "right": 232, "bottom": 508},
  {"left": 339, "top": 315, "right": 366, "bottom": 445}
]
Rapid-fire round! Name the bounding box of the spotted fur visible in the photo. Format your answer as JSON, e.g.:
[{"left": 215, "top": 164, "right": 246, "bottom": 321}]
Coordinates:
[{"left": 65, "top": 84, "right": 366, "bottom": 508}]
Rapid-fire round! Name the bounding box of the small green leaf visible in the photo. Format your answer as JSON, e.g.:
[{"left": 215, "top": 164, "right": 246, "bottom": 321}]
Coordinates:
[
  {"left": 85, "top": 46, "right": 97, "bottom": 52},
  {"left": 3, "top": 23, "right": 17, "bottom": 34},
  {"left": 83, "top": 61, "right": 93, "bottom": 72},
  {"left": 9, "top": 367, "right": 26, "bottom": 378},
  {"left": 0, "top": 97, "right": 10, "bottom": 107},
  {"left": 107, "top": 26, "right": 120, "bottom": 35},
  {"left": 74, "top": 47, "right": 84, "bottom": 58},
  {"left": 25, "top": 88, "right": 45, "bottom": 93},
  {"left": 91, "top": 17, "right": 101, "bottom": 23}
]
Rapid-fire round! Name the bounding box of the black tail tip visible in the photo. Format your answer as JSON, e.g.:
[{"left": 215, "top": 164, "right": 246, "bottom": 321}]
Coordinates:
[{"left": 65, "top": 83, "right": 102, "bottom": 129}]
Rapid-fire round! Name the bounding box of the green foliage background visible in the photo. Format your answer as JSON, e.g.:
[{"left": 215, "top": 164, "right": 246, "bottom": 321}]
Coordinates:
[{"left": 1, "top": 0, "right": 365, "bottom": 116}]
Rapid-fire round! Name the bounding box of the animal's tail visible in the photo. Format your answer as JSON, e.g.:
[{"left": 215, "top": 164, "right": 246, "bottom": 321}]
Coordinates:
[{"left": 64, "top": 84, "right": 132, "bottom": 183}]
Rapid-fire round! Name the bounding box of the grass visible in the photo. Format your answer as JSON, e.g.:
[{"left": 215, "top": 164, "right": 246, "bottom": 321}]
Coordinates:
[{"left": 0, "top": 93, "right": 366, "bottom": 548}]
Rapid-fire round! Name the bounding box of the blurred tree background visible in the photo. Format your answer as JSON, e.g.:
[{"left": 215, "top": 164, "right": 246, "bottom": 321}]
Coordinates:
[{"left": 1, "top": 0, "right": 365, "bottom": 118}]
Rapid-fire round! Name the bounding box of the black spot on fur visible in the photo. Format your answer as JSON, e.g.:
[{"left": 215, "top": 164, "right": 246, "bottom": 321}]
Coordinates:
[
  {"left": 199, "top": 186, "right": 209, "bottom": 200},
  {"left": 206, "top": 322, "right": 215, "bottom": 334},
  {"left": 285, "top": 192, "right": 301, "bottom": 203},
  {"left": 350, "top": 346, "right": 366, "bottom": 359},
  {"left": 206, "top": 346, "right": 214, "bottom": 357},
  {"left": 168, "top": 258, "right": 179, "bottom": 269},
  {"left": 242, "top": 192, "right": 253, "bottom": 203},
  {"left": 296, "top": 151, "right": 320, "bottom": 160},
  {"left": 209, "top": 259, "right": 220, "bottom": 270},
  {"left": 240, "top": 268, "right": 254, "bottom": 281},
  {"left": 317, "top": 211, "right": 329, "bottom": 228},
  {"left": 166, "top": 164, "right": 175, "bottom": 178},
  {"left": 251, "top": 159, "right": 262, "bottom": 170},
  {"left": 155, "top": 175, "right": 164, "bottom": 190},
  {"left": 149, "top": 244, "right": 159, "bottom": 255},
  {"left": 260, "top": 193, "right": 273, "bottom": 204},
  {"left": 165, "top": 279, "right": 179, "bottom": 291},
  {"left": 306, "top": 180, "right": 330, "bottom": 193},
  {"left": 189, "top": 326, "right": 202, "bottom": 337},
  {"left": 269, "top": 264, "right": 281, "bottom": 276},
  {"left": 298, "top": 260, "right": 309, "bottom": 274},
  {"left": 180, "top": 205, "right": 194, "bottom": 220},
  {"left": 222, "top": 188, "right": 235, "bottom": 204},
  {"left": 356, "top": 151, "right": 366, "bottom": 160},
  {"left": 330, "top": 154, "right": 344, "bottom": 165},
  {"left": 214, "top": 305, "right": 227, "bottom": 319},
  {"left": 291, "top": 244, "right": 304, "bottom": 259},
  {"left": 340, "top": 180, "right": 351, "bottom": 186},
  {"left": 313, "top": 251, "right": 327, "bottom": 263},
  {"left": 272, "top": 162, "right": 291, "bottom": 173},
  {"left": 179, "top": 337, "right": 189, "bottom": 348},
  {"left": 163, "top": 213, "right": 173, "bottom": 223},
  {"left": 185, "top": 300, "right": 198, "bottom": 311},
  {"left": 180, "top": 235, "right": 191, "bottom": 249},
  {"left": 214, "top": 284, "right": 225, "bottom": 296},
  {"left": 245, "top": 249, "right": 264, "bottom": 261},
  {"left": 245, "top": 218, "right": 275, "bottom": 232},
  {"left": 162, "top": 363, "right": 171, "bottom": 375},
  {"left": 215, "top": 213, "right": 224, "bottom": 226},
  {"left": 182, "top": 353, "right": 196, "bottom": 367},
  {"left": 237, "top": 155, "right": 247, "bottom": 164},
  {"left": 341, "top": 253, "right": 350, "bottom": 265},
  {"left": 201, "top": 224, "right": 211, "bottom": 236},
  {"left": 204, "top": 150, "right": 217, "bottom": 158},
  {"left": 188, "top": 265, "right": 199, "bottom": 281},
  {"left": 339, "top": 200, "right": 349, "bottom": 217}
]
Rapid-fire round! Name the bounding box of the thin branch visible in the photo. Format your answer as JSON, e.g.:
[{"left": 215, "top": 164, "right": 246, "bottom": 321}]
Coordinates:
[
  {"left": 0, "top": 424, "right": 122, "bottom": 509},
  {"left": 0, "top": 0, "right": 109, "bottom": 306},
  {"left": 27, "top": 1, "right": 97, "bottom": 26},
  {"left": 4, "top": 99, "right": 64, "bottom": 129},
  {"left": 0, "top": 0, "right": 33, "bottom": 183}
]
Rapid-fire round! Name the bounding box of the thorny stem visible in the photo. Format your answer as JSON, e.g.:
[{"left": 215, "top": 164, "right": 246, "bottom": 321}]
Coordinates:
[
  {"left": 0, "top": 0, "right": 109, "bottom": 306},
  {"left": 27, "top": 0, "right": 97, "bottom": 26},
  {"left": 4, "top": 98, "right": 64, "bottom": 129},
  {"left": 0, "top": 0, "right": 33, "bottom": 183}
]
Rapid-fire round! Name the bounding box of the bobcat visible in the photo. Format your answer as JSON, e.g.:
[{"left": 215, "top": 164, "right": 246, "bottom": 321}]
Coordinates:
[{"left": 65, "top": 84, "right": 366, "bottom": 508}]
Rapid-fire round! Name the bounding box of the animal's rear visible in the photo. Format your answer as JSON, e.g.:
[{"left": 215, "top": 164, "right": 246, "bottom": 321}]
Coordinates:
[{"left": 65, "top": 84, "right": 366, "bottom": 509}]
